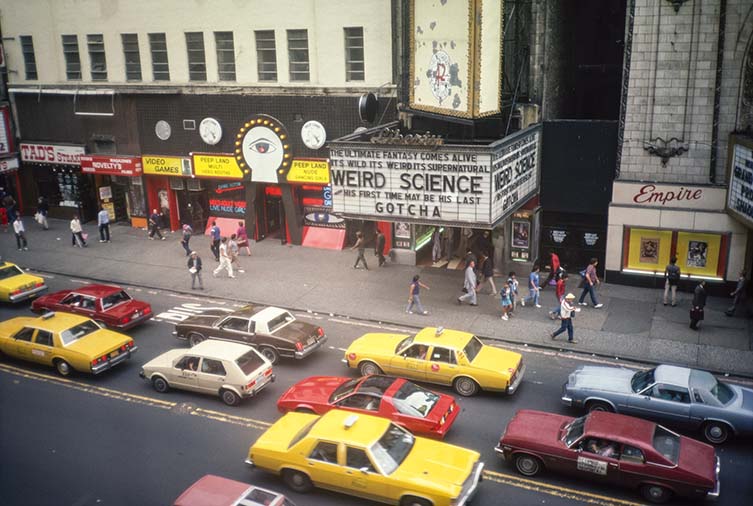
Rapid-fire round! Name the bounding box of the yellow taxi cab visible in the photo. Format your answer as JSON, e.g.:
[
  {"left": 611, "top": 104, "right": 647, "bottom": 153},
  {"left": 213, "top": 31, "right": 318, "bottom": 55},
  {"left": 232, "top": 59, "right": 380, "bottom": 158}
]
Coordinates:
[
  {"left": 245, "top": 409, "right": 483, "bottom": 506},
  {"left": 0, "top": 312, "right": 137, "bottom": 376},
  {"left": 343, "top": 326, "right": 525, "bottom": 397},
  {"left": 0, "top": 260, "right": 47, "bottom": 303}
]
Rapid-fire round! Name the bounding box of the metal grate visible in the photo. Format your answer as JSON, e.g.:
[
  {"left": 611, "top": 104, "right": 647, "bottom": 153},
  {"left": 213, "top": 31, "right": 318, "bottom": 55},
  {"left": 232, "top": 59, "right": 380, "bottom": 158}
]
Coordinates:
[
  {"left": 254, "top": 30, "right": 277, "bottom": 82},
  {"left": 62, "top": 34, "right": 81, "bottom": 80},
  {"left": 122, "top": 34, "right": 142, "bottom": 81},
  {"left": 148, "top": 33, "right": 170, "bottom": 81},
  {"left": 214, "top": 31, "right": 236, "bottom": 81},
  {"left": 344, "top": 27, "right": 364, "bottom": 82},
  {"left": 20, "top": 35, "right": 38, "bottom": 80},
  {"left": 286, "top": 29, "right": 309, "bottom": 82},
  {"left": 87, "top": 34, "right": 108, "bottom": 81},
  {"left": 185, "top": 32, "right": 207, "bottom": 82}
]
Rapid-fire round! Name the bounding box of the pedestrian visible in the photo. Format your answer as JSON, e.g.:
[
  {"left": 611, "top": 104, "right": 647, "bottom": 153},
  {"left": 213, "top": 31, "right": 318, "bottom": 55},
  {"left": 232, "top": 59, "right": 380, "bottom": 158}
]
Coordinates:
[
  {"left": 236, "top": 220, "right": 252, "bottom": 256},
  {"left": 479, "top": 251, "right": 497, "bottom": 295},
  {"left": 187, "top": 251, "right": 203, "bottom": 290},
  {"left": 70, "top": 215, "right": 87, "bottom": 247},
  {"left": 550, "top": 293, "right": 581, "bottom": 343},
  {"left": 457, "top": 260, "right": 478, "bottom": 306},
  {"left": 689, "top": 280, "right": 707, "bottom": 330},
  {"left": 97, "top": 206, "right": 111, "bottom": 242},
  {"left": 431, "top": 228, "right": 442, "bottom": 263},
  {"left": 542, "top": 252, "right": 562, "bottom": 288},
  {"left": 663, "top": 256, "right": 681, "bottom": 307},
  {"left": 375, "top": 229, "right": 386, "bottom": 267},
  {"left": 0, "top": 206, "right": 7, "bottom": 232},
  {"left": 406, "top": 275, "right": 430, "bottom": 315},
  {"left": 148, "top": 209, "right": 165, "bottom": 240},
  {"left": 181, "top": 223, "right": 193, "bottom": 256},
  {"left": 726, "top": 271, "right": 748, "bottom": 316},
  {"left": 209, "top": 221, "right": 221, "bottom": 261},
  {"left": 499, "top": 281, "right": 513, "bottom": 320},
  {"left": 12, "top": 216, "right": 28, "bottom": 251},
  {"left": 507, "top": 271, "right": 519, "bottom": 313},
  {"left": 229, "top": 233, "right": 244, "bottom": 273},
  {"left": 3, "top": 193, "right": 16, "bottom": 223},
  {"left": 36, "top": 196, "right": 49, "bottom": 230},
  {"left": 521, "top": 264, "right": 542, "bottom": 308},
  {"left": 578, "top": 258, "right": 603, "bottom": 308},
  {"left": 212, "top": 237, "right": 235, "bottom": 278},
  {"left": 352, "top": 231, "right": 368, "bottom": 270},
  {"left": 549, "top": 273, "right": 569, "bottom": 319}
]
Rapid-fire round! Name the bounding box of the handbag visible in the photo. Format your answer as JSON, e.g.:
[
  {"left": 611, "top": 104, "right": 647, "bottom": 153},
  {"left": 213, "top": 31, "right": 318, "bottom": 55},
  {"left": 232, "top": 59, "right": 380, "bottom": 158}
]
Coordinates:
[
  {"left": 82, "top": 232, "right": 89, "bottom": 241},
  {"left": 690, "top": 307, "right": 704, "bottom": 321}
]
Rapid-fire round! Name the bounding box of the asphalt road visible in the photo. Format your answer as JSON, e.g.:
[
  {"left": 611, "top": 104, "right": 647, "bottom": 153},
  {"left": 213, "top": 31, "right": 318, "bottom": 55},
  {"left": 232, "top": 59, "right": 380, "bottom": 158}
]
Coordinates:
[{"left": 1, "top": 272, "right": 752, "bottom": 506}]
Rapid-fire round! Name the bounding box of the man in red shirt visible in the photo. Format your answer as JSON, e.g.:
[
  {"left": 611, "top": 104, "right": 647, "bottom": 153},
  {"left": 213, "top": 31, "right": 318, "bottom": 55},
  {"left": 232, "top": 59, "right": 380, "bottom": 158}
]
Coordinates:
[{"left": 549, "top": 273, "right": 569, "bottom": 319}]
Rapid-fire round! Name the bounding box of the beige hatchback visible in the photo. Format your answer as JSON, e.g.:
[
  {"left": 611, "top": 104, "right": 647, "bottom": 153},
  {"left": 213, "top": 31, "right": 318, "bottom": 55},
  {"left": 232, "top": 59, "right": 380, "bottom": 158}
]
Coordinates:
[{"left": 140, "top": 340, "right": 274, "bottom": 406}]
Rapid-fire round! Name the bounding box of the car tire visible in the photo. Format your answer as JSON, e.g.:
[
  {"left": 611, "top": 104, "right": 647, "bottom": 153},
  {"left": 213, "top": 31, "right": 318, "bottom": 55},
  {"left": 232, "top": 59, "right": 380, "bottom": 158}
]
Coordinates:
[
  {"left": 586, "top": 401, "right": 614, "bottom": 413},
  {"left": 282, "top": 469, "right": 313, "bottom": 493},
  {"left": 453, "top": 376, "right": 479, "bottom": 397},
  {"left": 702, "top": 421, "right": 730, "bottom": 444},
  {"left": 294, "top": 407, "right": 316, "bottom": 414},
  {"left": 514, "top": 454, "right": 542, "bottom": 477},
  {"left": 55, "top": 359, "right": 72, "bottom": 377},
  {"left": 359, "top": 361, "right": 383, "bottom": 376},
  {"left": 220, "top": 389, "right": 241, "bottom": 406},
  {"left": 152, "top": 376, "right": 169, "bottom": 393},
  {"left": 188, "top": 333, "right": 205, "bottom": 347},
  {"left": 259, "top": 346, "right": 279, "bottom": 365},
  {"left": 400, "top": 496, "right": 433, "bottom": 506},
  {"left": 640, "top": 484, "right": 673, "bottom": 504}
]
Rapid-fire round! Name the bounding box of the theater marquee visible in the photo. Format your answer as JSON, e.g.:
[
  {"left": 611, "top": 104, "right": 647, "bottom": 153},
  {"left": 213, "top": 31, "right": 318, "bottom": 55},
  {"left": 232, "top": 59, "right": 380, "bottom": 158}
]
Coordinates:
[{"left": 328, "top": 125, "right": 540, "bottom": 226}]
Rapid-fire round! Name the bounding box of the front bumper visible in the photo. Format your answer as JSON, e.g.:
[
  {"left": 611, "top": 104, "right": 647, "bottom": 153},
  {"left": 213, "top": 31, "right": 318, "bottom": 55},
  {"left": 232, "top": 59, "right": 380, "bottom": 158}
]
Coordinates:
[
  {"left": 294, "top": 334, "right": 328, "bottom": 359},
  {"left": 561, "top": 382, "right": 573, "bottom": 406},
  {"left": 494, "top": 444, "right": 506, "bottom": 458},
  {"left": 91, "top": 346, "right": 138, "bottom": 375},
  {"left": 9, "top": 284, "right": 48, "bottom": 302},
  {"left": 455, "top": 461, "right": 484, "bottom": 506},
  {"left": 506, "top": 363, "right": 526, "bottom": 395},
  {"left": 707, "top": 457, "right": 721, "bottom": 500}
]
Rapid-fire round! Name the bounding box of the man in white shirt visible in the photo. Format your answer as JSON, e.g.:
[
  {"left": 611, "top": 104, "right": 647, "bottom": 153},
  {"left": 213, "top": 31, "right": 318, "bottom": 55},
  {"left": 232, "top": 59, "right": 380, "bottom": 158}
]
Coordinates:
[
  {"left": 212, "top": 237, "right": 235, "bottom": 278},
  {"left": 550, "top": 293, "right": 580, "bottom": 343},
  {"left": 97, "top": 207, "right": 111, "bottom": 243},
  {"left": 13, "top": 216, "right": 28, "bottom": 251},
  {"left": 70, "top": 215, "right": 87, "bottom": 247}
]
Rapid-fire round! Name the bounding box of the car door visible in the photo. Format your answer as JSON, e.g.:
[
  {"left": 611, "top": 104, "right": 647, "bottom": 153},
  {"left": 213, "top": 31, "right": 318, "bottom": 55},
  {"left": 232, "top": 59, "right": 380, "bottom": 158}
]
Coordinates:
[
  {"left": 171, "top": 355, "right": 200, "bottom": 391},
  {"left": 627, "top": 384, "right": 692, "bottom": 426},
  {"left": 58, "top": 293, "right": 83, "bottom": 313},
  {"left": 334, "top": 394, "right": 382, "bottom": 416},
  {"left": 305, "top": 441, "right": 344, "bottom": 489},
  {"left": 424, "top": 346, "right": 459, "bottom": 386},
  {"left": 11, "top": 327, "right": 37, "bottom": 361},
  {"left": 196, "top": 358, "right": 228, "bottom": 394},
  {"left": 387, "top": 344, "right": 428, "bottom": 381},
  {"left": 76, "top": 296, "right": 98, "bottom": 318},
  {"left": 572, "top": 437, "right": 622, "bottom": 485},
  {"left": 344, "top": 446, "right": 392, "bottom": 503},
  {"left": 616, "top": 444, "right": 649, "bottom": 489},
  {"left": 30, "top": 329, "right": 55, "bottom": 366},
  {"left": 211, "top": 316, "right": 251, "bottom": 344}
]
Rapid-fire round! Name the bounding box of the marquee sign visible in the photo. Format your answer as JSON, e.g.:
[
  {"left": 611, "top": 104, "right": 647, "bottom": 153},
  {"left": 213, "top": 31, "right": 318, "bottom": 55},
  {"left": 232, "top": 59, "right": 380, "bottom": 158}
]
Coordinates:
[
  {"left": 727, "top": 136, "right": 753, "bottom": 228},
  {"left": 81, "top": 155, "right": 143, "bottom": 176},
  {"left": 329, "top": 125, "right": 540, "bottom": 226}
]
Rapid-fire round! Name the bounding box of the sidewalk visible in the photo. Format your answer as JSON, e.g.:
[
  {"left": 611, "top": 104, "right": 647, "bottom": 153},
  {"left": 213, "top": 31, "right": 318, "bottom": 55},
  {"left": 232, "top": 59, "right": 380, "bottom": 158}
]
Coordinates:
[{"left": 3, "top": 219, "right": 753, "bottom": 376}]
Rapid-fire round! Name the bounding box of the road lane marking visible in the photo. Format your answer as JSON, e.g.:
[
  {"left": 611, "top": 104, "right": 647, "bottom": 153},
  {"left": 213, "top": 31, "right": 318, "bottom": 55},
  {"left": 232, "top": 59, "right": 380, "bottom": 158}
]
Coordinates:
[{"left": 31, "top": 272, "right": 55, "bottom": 279}]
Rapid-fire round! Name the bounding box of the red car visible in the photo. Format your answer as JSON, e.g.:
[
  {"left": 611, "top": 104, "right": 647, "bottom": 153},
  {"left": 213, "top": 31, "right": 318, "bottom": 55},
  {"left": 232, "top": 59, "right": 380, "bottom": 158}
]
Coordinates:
[
  {"left": 277, "top": 374, "right": 460, "bottom": 438},
  {"left": 496, "top": 410, "right": 720, "bottom": 504},
  {"left": 173, "top": 474, "right": 295, "bottom": 506},
  {"left": 31, "top": 284, "right": 152, "bottom": 330}
]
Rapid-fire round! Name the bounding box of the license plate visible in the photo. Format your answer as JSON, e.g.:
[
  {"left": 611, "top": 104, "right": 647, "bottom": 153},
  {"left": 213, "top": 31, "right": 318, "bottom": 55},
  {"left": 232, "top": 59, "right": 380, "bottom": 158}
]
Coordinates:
[
  {"left": 307, "top": 337, "right": 316, "bottom": 346},
  {"left": 134, "top": 311, "right": 141, "bottom": 318},
  {"left": 110, "top": 350, "right": 120, "bottom": 358}
]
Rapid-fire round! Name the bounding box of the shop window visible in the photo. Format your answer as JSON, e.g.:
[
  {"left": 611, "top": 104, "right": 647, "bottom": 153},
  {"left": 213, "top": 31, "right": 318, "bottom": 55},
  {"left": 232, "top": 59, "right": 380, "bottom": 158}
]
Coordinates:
[
  {"left": 126, "top": 178, "right": 147, "bottom": 218},
  {"left": 121, "top": 33, "right": 142, "bottom": 81},
  {"left": 344, "top": 27, "right": 365, "bottom": 81},
  {"left": 20, "top": 35, "right": 38, "bottom": 80},
  {"left": 185, "top": 32, "right": 207, "bottom": 81},
  {"left": 87, "top": 34, "right": 107, "bottom": 81},
  {"left": 214, "top": 32, "right": 236, "bottom": 81},
  {"left": 287, "top": 29, "right": 309, "bottom": 82},
  {"left": 148, "top": 33, "right": 170, "bottom": 81},
  {"left": 255, "top": 30, "right": 277, "bottom": 82},
  {"left": 62, "top": 34, "right": 82, "bottom": 80}
]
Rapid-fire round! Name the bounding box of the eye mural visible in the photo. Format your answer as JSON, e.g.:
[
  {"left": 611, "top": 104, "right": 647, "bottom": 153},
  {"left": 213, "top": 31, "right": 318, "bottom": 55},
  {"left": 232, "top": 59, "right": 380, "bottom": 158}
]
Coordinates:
[{"left": 234, "top": 115, "right": 292, "bottom": 184}]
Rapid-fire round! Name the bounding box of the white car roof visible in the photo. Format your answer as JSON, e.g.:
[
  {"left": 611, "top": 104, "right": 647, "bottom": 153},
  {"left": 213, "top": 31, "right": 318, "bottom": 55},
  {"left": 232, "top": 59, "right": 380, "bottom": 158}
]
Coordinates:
[
  {"left": 655, "top": 364, "right": 691, "bottom": 387},
  {"left": 251, "top": 306, "right": 289, "bottom": 322},
  {"left": 191, "top": 340, "right": 257, "bottom": 361}
]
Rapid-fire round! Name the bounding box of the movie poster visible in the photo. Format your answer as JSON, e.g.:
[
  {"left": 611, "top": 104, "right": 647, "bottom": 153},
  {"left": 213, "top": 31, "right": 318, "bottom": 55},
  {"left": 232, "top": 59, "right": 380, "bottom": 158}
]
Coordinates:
[
  {"left": 639, "top": 238, "right": 659, "bottom": 263},
  {"left": 686, "top": 240, "right": 708, "bottom": 268}
]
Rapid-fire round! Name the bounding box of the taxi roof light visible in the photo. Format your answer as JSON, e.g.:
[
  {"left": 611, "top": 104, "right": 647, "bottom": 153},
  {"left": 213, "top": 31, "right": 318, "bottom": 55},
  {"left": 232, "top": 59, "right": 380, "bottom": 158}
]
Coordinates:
[
  {"left": 343, "top": 414, "right": 359, "bottom": 429},
  {"left": 41, "top": 312, "right": 56, "bottom": 320},
  {"left": 435, "top": 326, "right": 444, "bottom": 337}
]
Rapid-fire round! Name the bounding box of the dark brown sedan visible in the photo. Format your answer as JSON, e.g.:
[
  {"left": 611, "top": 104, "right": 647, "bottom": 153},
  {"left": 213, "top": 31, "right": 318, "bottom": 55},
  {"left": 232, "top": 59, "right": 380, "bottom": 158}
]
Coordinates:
[{"left": 173, "top": 304, "right": 326, "bottom": 364}]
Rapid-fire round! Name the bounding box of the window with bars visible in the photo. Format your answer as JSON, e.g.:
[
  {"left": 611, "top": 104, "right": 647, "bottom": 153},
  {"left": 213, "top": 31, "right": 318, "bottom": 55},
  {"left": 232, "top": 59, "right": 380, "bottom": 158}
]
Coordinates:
[
  {"left": 62, "top": 35, "right": 81, "bottom": 80},
  {"left": 214, "top": 31, "right": 236, "bottom": 81},
  {"left": 185, "top": 32, "right": 207, "bottom": 81},
  {"left": 148, "top": 33, "right": 170, "bottom": 81},
  {"left": 286, "top": 29, "right": 309, "bottom": 82},
  {"left": 344, "top": 27, "right": 365, "bottom": 81},
  {"left": 20, "top": 35, "right": 38, "bottom": 80},
  {"left": 254, "top": 30, "right": 277, "bottom": 82},
  {"left": 87, "top": 34, "right": 107, "bottom": 81},
  {"left": 121, "top": 34, "right": 142, "bottom": 81}
]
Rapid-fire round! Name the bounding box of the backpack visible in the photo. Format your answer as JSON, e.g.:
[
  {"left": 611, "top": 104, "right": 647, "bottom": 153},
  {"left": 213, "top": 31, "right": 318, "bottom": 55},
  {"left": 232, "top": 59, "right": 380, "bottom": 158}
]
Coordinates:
[{"left": 667, "top": 265, "right": 680, "bottom": 283}]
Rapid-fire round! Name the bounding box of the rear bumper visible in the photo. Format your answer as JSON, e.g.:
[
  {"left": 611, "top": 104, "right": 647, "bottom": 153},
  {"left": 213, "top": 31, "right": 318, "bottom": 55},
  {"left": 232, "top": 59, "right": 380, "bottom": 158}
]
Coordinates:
[
  {"left": 242, "top": 373, "right": 276, "bottom": 398},
  {"left": 506, "top": 363, "right": 526, "bottom": 395},
  {"left": 115, "top": 312, "right": 153, "bottom": 330},
  {"left": 707, "top": 457, "right": 721, "bottom": 500},
  {"left": 9, "top": 284, "right": 48, "bottom": 302},
  {"left": 244, "top": 458, "right": 255, "bottom": 467},
  {"left": 91, "top": 346, "right": 138, "bottom": 375},
  {"left": 294, "top": 335, "right": 327, "bottom": 359}
]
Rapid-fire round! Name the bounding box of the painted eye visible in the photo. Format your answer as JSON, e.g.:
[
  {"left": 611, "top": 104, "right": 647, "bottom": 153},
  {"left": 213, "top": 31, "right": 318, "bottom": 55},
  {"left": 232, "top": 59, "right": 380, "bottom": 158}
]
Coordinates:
[{"left": 248, "top": 138, "right": 277, "bottom": 154}]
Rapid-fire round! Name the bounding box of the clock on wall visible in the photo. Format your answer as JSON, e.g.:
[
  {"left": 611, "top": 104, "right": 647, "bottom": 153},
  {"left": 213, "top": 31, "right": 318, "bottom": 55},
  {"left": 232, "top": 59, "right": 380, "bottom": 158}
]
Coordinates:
[
  {"left": 301, "top": 120, "right": 327, "bottom": 150},
  {"left": 155, "top": 120, "right": 171, "bottom": 141},
  {"left": 199, "top": 117, "right": 223, "bottom": 145}
]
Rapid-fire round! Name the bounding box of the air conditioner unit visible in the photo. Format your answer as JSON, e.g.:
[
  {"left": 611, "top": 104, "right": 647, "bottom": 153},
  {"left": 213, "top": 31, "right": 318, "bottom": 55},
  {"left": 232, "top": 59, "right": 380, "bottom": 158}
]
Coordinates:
[
  {"left": 169, "top": 177, "right": 185, "bottom": 191},
  {"left": 186, "top": 178, "right": 204, "bottom": 191}
]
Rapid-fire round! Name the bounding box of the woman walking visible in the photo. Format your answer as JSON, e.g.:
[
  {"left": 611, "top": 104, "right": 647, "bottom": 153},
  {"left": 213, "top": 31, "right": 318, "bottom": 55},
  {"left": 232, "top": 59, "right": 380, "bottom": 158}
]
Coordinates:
[
  {"left": 236, "top": 220, "right": 252, "bottom": 256},
  {"left": 229, "top": 234, "right": 244, "bottom": 273},
  {"left": 499, "top": 281, "right": 513, "bottom": 320},
  {"left": 406, "top": 275, "right": 430, "bottom": 315}
]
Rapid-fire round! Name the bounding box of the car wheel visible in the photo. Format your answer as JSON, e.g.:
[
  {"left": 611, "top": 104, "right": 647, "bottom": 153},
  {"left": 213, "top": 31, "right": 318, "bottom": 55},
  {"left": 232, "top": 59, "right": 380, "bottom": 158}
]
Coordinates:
[
  {"left": 294, "top": 407, "right": 316, "bottom": 414},
  {"left": 55, "top": 359, "right": 72, "bottom": 377},
  {"left": 640, "top": 484, "right": 673, "bottom": 504},
  {"left": 702, "top": 421, "right": 730, "bottom": 444},
  {"left": 152, "top": 376, "right": 169, "bottom": 393},
  {"left": 400, "top": 496, "right": 432, "bottom": 506},
  {"left": 259, "top": 346, "right": 279, "bottom": 364},
  {"left": 453, "top": 376, "right": 479, "bottom": 397},
  {"left": 515, "top": 454, "right": 542, "bottom": 476},
  {"left": 359, "top": 361, "right": 382, "bottom": 376},
  {"left": 188, "top": 333, "right": 205, "bottom": 347},
  {"left": 586, "top": 401, "right": 614, "bottom": 413},
  {"left": 220, "top": 389, "right": 241, "bottom": 406},
  {"left": 282, "top": 469, "right": 313, "bottom": 493}
]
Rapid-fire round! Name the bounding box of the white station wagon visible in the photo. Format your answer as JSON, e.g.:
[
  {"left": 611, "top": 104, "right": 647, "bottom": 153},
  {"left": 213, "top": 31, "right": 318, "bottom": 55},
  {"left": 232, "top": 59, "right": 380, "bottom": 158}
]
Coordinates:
[{"left": 140, "top": 340, "right": 275, "bottom": 406}]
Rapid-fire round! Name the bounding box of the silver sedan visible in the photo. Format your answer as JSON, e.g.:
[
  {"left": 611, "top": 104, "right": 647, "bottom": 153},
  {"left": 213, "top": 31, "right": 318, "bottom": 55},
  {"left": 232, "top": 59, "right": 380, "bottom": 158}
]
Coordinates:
[{"left": 561, "top": 364, "right": 753, "bottom": 444}]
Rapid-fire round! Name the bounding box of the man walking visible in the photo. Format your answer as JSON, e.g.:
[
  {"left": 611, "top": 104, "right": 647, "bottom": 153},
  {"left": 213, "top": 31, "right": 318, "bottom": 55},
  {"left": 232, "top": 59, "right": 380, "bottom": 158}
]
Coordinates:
[
  {"left": 479, "top": 251, "right": 497, "bottom": 295},
  {"left": 70, "top": 215, "right": 87, "bottom": 247},
  {"left": 578, "top": 258, "right": 603, "bottom": 308},
  {"left": 690, "top": 280, "right": 707, "bottom": 330},
  {"left": 521, "top": 264, "right": 541, "bottom": 308},
  {"left": 97, "top": 207, "right": 111, "bottom": 243},
  {"left": 352, "top": 231, "right": 368, "bottom": 270},
  {"left": 663, "top": 256, "right": 681, "bottom": 306},
  {"left": 148, "top": 209, "right": 165, "bottom": 240},
  {"left": 457, "top": 260, "right": 478, "bottom": 306},
  {"left": 181, "top": 223, "right": 193, "bottom": 256},
  {"left": 188, "top": 251, "right": 203, "bottom": 290},
  {"left": 375, "top": 229, "right": 386, "bottom": 267},
  {"left": 209, "top": 221, "right": 221, "bottom": 261},
  {"left": 406, "top": 275, "right": 430, "bottom": 315},
  {"left": 13, "top": 216, "right": 28, "bottom": 251},
  {"left": 551, "top": 293, "right": 580, "bottom": 343},
  {"left": 726, "top": 271, "right": 748, "bottom": 316},
  {"left": 212, "top": 237, "right": 235, "bottom": 278},
  {"left": 549, "top": 273, "right": 569, "bottom": 319},
  {"left": 36, "top": 196, "right": 49, "bottom": 230}
]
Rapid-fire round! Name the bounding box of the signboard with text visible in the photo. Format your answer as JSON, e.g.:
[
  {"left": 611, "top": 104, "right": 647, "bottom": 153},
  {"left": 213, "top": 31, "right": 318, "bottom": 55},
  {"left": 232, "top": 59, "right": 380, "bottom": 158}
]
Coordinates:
[
  {"left": 142, "top": 155, "right": 192, "bottom": 177},
  {"left": 208, "top": 181, "right": 246, "bottom": 217},
  {"left": 287, "top": 159, "right": 330, "bottom": 184},
  {"left": 0, "top": 156, "right": 19, "bottom": 174},
  {"left": 192, "top": 153, "right": 243, "bottom": 180},
  {"left": 81, "top": 155, "right": 143, "bottom": 176},
  {"left": 20, "top": 143, "right": 85, "bottom": 166},
  {"left": 612, "top": 181, "right": 725, "bottom": 211},
  {"left": 726, "top": 137, "right": 753, "bottom": 228},
  {"left": 0, "top": 105, "right": 13, "bottom": 156}
]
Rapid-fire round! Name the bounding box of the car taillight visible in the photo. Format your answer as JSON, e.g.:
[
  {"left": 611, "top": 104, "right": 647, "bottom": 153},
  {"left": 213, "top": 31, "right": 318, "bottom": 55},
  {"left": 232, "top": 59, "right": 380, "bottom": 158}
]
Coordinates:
[
  {"left": 317, "top": 327, "right": 324, "bottom": 337},
  {"left": 508, "top": 367, "right": 515, "bottom": 374},
  {"left": 120, "top": 345, "right": 127, "bottom": 352},
  {"left": 127, "top": 341, "right": 134, "bottom": 349},
  {"left": 245, "top": 380, "right": 256, "bottom": 390},
  {"left": 101, "top": 354, "right": 108, "bottom": 362},
  {"left": 295, "top": 342, "right": 304, "bottom": 351},
  {"left": 120, "top": 316, "right": 131, "bottom": 324},
  {"left": 34, "top": 282, "right": 44, "bottom": 288},
  {"left": 264, "top": 368, "right": 273, "bottom": 377},
  {"left": 440, "top": 415, "right": 446, "bottom": 425},
  {"left": 10, "top": 289, "right": 21, "bottom": 296},
  {"left": 348, "top": 353, "right": 356, "bottom": 361},
  {"left": 91, "top": 359, "right": 98, "bottom": 366},
  {"left": 144, "top": 307, "right": 151, "bottom": 314}
]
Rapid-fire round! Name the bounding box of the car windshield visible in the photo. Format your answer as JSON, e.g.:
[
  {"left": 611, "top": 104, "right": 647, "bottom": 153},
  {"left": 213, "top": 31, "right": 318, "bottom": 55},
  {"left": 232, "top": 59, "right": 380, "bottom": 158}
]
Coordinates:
[
  {"left": 370, "top": 423, "right": 414, "bottom": 475},
  {"left": 394, "top": 335, "right": 415, "bottom": 354},
  {"left": 631, "top": 368, "right": 655, "bottom": 393},
  {"left": 59, "top": 320, "right": 100, "bottom": 345},
  {"left": 236, "top": 349, "right": 265, "bottom": 375},
  {"left": 245, "top": 488, "right": 278, "bottom": 504},
  {"left": 0, "top": 265, "right": 24, "bottom": 280},
  {"left": 563, "top": 415, "right": 587, "bottom": 447},
  {"left": 101, "top": 290, "right": 131, "bottom": 310},
  {"left": 330, "top": 378, "right": 361, "bottom": 403},
  {"left": 463, "top": 336, "right": 484, "bottom": 362},
  {"left": 709, "top": 381, "right": 734, "bottom": 405},
  {"left": 268, "top": 311, "right": 295, "bottom": 333},
  {"left": 392, "top": 382, "right": 439, "bottom": 418},
  {"left": 653, "top": 426, "right": 680, "bottom": 464},
  {"left": 287, "top": 419, "right": 317, "bottom": 450}
]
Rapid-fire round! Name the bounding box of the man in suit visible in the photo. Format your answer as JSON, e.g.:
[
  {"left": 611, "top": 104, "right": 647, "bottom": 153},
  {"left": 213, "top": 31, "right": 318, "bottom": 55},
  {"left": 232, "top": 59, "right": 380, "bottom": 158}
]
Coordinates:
[
  {"left": 690, "top": 280, "right": 707, "bottom": 330},
  {"left": 188, "top": 251, "right": 203, "bottom": 290},
  {"left": 375, "top": 229, "right": 386, "bottom": 267}
]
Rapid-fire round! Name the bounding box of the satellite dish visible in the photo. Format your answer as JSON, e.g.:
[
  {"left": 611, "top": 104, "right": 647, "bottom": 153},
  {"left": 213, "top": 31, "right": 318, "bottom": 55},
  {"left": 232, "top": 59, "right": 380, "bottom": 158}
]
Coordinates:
[{"left": 358, "top": 92, "right": 379, "bottom": 123}]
